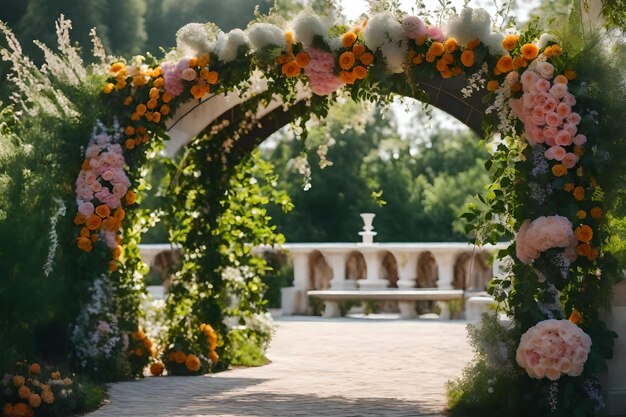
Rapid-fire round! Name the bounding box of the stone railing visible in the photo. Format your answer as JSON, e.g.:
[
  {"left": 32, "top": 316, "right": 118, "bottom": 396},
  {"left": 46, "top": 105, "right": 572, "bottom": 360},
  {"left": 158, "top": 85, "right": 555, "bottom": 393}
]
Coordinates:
[{"left": 274, "top": 242, "right": 507, "bottom": 316}]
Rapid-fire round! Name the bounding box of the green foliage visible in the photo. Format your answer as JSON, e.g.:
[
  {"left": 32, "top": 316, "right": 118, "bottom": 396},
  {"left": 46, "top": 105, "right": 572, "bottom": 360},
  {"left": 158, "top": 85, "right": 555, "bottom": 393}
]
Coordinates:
[{"left": 226, "top": 329, "right": 270, "bottom": 367}]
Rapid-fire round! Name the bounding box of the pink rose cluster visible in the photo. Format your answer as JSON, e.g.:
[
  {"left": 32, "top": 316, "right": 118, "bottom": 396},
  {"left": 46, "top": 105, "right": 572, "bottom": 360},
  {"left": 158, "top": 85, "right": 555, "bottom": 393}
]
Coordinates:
[
  {"left": 161, "top": 58, "right": 190, "bottom": 97},
  {"left": 516, "top": 319, "right": 591, "bottom": 381},
  {"left": 304, "top": 48, "right": 344, "bottom": 96},
  {"left": 75, "top": 131, "right": 131, "bottom": 249},
  {"left": 509, "top": 61, "right": 585, "bottom": 170},
  {"left": 402, "top": 15, "right": 445, "bottom": 42},
  {"left": 516, "top": 215, "right": 577, "bottom": 264}
]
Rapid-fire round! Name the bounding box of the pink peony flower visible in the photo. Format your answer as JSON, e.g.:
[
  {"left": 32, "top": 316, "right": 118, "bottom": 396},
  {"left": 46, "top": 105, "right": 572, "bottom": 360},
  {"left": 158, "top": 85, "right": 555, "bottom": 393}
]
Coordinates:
[
  {"left": 562, "top": 153, "right": 579, "bottom": 169},
  {"left": 545, "top": 112, "right": 562, "bottom": 127},
  {"left": 304, "top": 48, "right": 344, "bottom": 96},
  {"left": 531, "top": 108, "right": 546, "bottom": 125},
  {"left": 426, "top": 26, "right": 445, "bottom": 42},
  {"left": 556, "top": 102, "right": 571, "bottom": 118},
  {"left": 85, "top": 145, "right": 100, "bottom": 159},
  {"left": 567, "top": 113, "right": 581, "bottom": 125},
  {"left": 521, "top": 70, "right": 539, "bottom": 86},
  {"left": 542, "top": 97, "right": 558, "bottom": 114},
  {"left": 535, "top": 61, "right": 555, "bottom": 79},
  {"left": 563, "top": 123, "right": 578, "bottom": 136},
  {"left": 549, "top": 83, "right": 568, "bottom": 99},
  {"left": 515, "top": 215, "right": 574, "bottom": 264},
  {"left": 78, "top": 202, "right": 95, "bottom": 217},
  {"left": 555, "top": 131, "right": 573, "bottom": 146},
  {"left": 573, "top": 134, "right": 587, "bottom": 146},
  {"left": 516, "top": 319, "right": 591, "bottom": 381},
  {"left": 562, "top": 93, "right": 576, "bottom": 106},
  {"left": 402, "top": 15, "right": 426, "bottom": 39},
  {"left": 534, "top": 78, "right": 551, "bottom": 92}
]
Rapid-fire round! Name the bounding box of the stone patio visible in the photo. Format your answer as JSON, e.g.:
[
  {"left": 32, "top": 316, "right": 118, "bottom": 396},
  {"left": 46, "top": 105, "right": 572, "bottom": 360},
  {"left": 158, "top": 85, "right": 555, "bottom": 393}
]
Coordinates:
[{"left": 87, "top": 316, "right": 473, "bottom": 417}]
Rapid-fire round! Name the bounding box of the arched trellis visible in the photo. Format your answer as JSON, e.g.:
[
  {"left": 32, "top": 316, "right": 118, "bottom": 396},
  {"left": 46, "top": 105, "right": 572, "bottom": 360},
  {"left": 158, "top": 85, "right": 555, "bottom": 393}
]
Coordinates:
[
  {"left": 59, "top": 3, "right": 625, "bottom": 415},
  {"left": 164, "top": 73, "right": 488, "bottom": 159}
]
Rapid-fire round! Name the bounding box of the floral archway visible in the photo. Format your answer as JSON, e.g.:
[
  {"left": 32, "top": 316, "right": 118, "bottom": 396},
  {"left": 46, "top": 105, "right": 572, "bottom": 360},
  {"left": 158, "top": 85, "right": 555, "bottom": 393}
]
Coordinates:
[{"left": 1, "top": 1, "right": 625, "bottom": 416}]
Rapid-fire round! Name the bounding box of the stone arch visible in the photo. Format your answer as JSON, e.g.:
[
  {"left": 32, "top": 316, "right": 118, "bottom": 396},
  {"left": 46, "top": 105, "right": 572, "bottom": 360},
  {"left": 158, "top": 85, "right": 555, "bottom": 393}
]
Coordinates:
[
  {"left": 452, "top": 251, "right": 492, "bottom": 291},
  {"left": 416, "top": 251, "right": 438, "bottom": 289},
  {"left": 345, "top": 251, "right": 366, "bottom": 282},
  {"left": 308, "top": 250, "right": 332, "bottom": 290},
  {"left": 380, "top": 251, "right": 399, "bottom": 288}
]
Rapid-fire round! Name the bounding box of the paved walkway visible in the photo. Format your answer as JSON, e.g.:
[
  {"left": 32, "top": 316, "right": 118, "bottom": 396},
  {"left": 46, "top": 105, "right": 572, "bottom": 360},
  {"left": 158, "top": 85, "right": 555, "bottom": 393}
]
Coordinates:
[{"left": 87, "top": 316, "right": 473, "bottom": 416}]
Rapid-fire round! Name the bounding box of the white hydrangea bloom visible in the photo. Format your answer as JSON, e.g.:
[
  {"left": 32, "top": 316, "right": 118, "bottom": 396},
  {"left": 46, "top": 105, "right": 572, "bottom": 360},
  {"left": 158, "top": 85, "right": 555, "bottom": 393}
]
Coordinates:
[
  {"left": 216, "top": 29, "right": 248, "bottom": 62},
  {"left": 537, "top": 33, "right": 559, "bottom": 49},
  {"left": 176, "top": 23, "right": 215, "bottom": 56},
  {"left": 291, "top": 11, "right": 328, "bottom": 49},
  {"left": 447, "top": 7, "right": 506, "bottom": 55},
  {"left": 247, "top": 22, "right": 286, "bottom": 51},
  {"left": 363, "top": 13, "right": 406, "bottom": 73}
]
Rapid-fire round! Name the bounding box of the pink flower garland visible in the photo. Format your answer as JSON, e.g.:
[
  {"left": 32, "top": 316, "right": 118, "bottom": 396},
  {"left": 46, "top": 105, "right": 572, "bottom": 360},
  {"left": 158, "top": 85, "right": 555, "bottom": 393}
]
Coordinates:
[{"left": 304, "top": 48, "right": 344, "bottom": 96}]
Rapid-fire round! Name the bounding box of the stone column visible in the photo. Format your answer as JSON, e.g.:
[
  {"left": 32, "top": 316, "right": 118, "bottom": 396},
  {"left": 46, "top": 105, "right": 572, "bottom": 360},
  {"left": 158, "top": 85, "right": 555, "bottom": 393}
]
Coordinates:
[
  {"left": 395, "top": 251, "right": 418, "bottom": 289},
  {"left": 286, "top": 251, "right": 309, "bottom": 315},
  {"left": 323, "top": 252, "right": 355, "bottom": 290},
  {"left": 358, "top": 249, "right": 389, "bottom": 289},
  {"left": 431, "top": 250, "right": 458, "bottom": 290}
]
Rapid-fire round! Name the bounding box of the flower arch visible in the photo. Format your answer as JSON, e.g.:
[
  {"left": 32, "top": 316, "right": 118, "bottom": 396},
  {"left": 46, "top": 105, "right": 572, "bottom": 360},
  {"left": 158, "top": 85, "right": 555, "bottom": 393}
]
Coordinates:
[{"left": 2, "top": 1, "right": 624, "bottom": 415}]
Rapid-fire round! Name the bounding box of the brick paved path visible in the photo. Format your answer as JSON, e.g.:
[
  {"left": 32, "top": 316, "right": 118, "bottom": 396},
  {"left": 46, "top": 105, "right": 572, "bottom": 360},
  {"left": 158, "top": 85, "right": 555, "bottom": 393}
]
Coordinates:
[{"left": 87, "top": 316, "right": 473, "bottom": 416}]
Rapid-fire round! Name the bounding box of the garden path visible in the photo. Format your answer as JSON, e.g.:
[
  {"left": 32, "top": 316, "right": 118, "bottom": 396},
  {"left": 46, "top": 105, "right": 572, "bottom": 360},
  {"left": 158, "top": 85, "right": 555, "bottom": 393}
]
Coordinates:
[{"left": 86, "top": 316, "right": 473, "bottom": 417}]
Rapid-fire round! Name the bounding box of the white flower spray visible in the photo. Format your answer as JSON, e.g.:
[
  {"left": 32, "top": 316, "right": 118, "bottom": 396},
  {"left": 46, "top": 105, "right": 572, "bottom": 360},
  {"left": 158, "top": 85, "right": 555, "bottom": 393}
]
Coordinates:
[{"left": 43, "top": 198, "right": 66, "bottom": 277}]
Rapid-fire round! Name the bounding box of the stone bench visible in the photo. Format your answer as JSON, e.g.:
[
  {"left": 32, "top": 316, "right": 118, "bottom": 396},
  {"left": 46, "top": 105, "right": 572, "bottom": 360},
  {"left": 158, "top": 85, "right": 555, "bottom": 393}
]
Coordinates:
[{"left": 307, "top": 289, "right": 464, "bottom": 319}]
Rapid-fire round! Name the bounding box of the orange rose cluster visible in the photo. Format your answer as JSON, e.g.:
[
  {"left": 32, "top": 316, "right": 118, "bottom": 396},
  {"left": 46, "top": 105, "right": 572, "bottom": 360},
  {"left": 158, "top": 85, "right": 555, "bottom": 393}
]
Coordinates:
[{"left": 337, "top": 30, "right": 372, "bottom": 85}]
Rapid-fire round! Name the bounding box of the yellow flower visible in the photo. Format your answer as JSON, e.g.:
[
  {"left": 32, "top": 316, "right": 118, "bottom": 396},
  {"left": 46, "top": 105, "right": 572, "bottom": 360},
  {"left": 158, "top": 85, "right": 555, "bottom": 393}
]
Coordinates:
[
  {"left": 102, "top": 83, "right": 114, "bottom": 94},
  {"left": 110, "top": 62, "right": 126, "bottom": 74}
]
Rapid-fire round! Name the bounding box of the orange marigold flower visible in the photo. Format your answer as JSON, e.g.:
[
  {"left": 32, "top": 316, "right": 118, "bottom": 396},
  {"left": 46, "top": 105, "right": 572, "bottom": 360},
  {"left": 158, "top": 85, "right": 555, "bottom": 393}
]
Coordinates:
[
  {"left": 512, "top": 56, "right": 527, "bottom": 70},
  {"left": 209, "top": 350, "right": 219, "bottom": 364},
  {"left": 13, "top": 403, "right": 29, "bottom": 417},
  {"left": 29, "top": 363, "right": 40, "bottom": 375},
  {"left": 41, "top": 389, "right": 54, "bottom": 404},
  {"left": 205, "top": 71, "right": 219, "bottom": 85},
  {"left": 353, "top": 65, "right": 367, "bottom": 80},
  {"left": 123, "top": 96, "right": 133, "bottom": 106},
  {"left": 108, "top": 260, "right": 118, "bottom": 272},
  {"left": 590, "top": 207, "right": 603, "bottom": 219},
  {"left": 563, "top": 183, "right": 575, "bottom": 192},
  {"left": 415, "top": 35, "right": 427, "bottom": 46},
  {"left": 277, "top": 54, "right": 289, "bottom": 65},
  {"left": 125, "top": 190, "right": 136, "bottom": 205},
  {"left": 520, "top": 43, "right": 539, "bottom": 60},
  {"left": 576, "top": 242, "right": 592, "bottom": 256},
  {"left": 425, "top": 52, "right": 436, "bottom": 63},
  {"left": 150, "top": 362, "right": 165, "bottom": 376},
  {"left": 102, "top": 83, "right": 114, "bottom": 94},
  {"left": 428, "top": 42, "right": 445, "bottom": 57},
  {"left": 412, "top": 55, "right": 423, "bottom": 65},
  {"left": 28, "top": 393, "right": 42, "bottom": 408},
  {"left": 465, "top": 39, "right": 480, "bottom": 49},
  {"left": 569, "top": 309, "right": 582, "bottom": 324},
  {"left": 342, "top": 31, "right": 358, "bottom": 47},
  {"left": 80, "top": 227, "right": 90, "bottom": 238},
  {"left": 197, "top": 54, "right": 209, "bottom": 67},
  {"left": 295, "top": 52, "right": 310, "bottom": 68},
  {"left": 441, "top": 69, "right": 452, "bottom": 78},
  {"left": 136, "top": 104, "right": 147, "bottom": 116},
  {"left": 359, "top": 52, "right": 374, "bottom": 66},
  {"left": 574, "top": 146, "right": 584, "bottom": 157},
  {"left": 565, "top": 70, "right": 576, "bottom": 80},
  {"left": 152, "top": 112, "right": 162, "bottom": 124},
  {"left": 125, "top": 126, "right": 135, "bottom": 136},
  {"left": 125, "top": 139, "right": 136, "bottom": 149},
  {"left": 573, "top": 186, "right": 585, "bottom": 201},
  {"left": 444, "top": 38, "right": 458, "bottom": 53},
  {"left": 132, "top": 329, "right": 145, "bottom": 340},
  {"left": 86, "top": 214, "right": 102, "bottom": 231},
  {"left": 113, "top": 245, "right": 122, "bottom": 260},
  {"left": 339, "top": 51, "right": 356, "bottom": 70},
  {"left": 95, "top": 204, "right": 111, "bottom": 218},
  {"left": 173, "top": 351, "right": 186, "bottom": 364},
  {"left": 576, "top": 210, "right": 587, "bottom": 219},
  {"left": 162, "top": 92, "right": 173, "bottom": 103},
  {"left": 575, "top": 225, "right": 593, "bottom": 243},
  {"left": 188, "top": 57, "right": 199, "bottom": 68},
  {"left": 545, "top": 44, "right": 563, "bottom": 57},
  {"left": 77, "top": 237, "right": 93, "bottom": 252},
  {"left": 352, "top": 44, "right": 365, "bottom": 57},
  {"left": 110, "top": 62, "right": 125, "bottom": 73},
  {"left": 153, "top": 77, "right": 165, "bottom": 88},
  {"left": 12, "top": 375, "right": 24, "bottom": 386},
  {"left": 339, "top": 70, "right": 357, "bottom": 84},
  {"left": 185, "top": 354, "right": 201, "bottom": 372},
  {"left": 436, "top": 59, "right": 449, "bottom": 72},
  {"left": 134, "top": 347, "right": 145, "bottom": 357},
  {"left": 451, "top": 66, "right": 462, "bottom": 76},
  {"left": 74, "top": 214, "right": 87, "bottom": 225},
  {"left": 496, "top": 55, "right": 513, "bottom": 73},
  {"left": 102, "top": 217, "right": 121, "bottom": 232},
  {"left": 160, "top": 104, "right": 170, "bottom": 115},
  {"left": 18, "top": 385, "right": 31, "bottom": 399},
  {"left": 143, "top": 338, "right": 153, "bottom": 349},
  {"left": 114, "top": 207, "right": 126, "bottom": 221},
  {"left": 551, "top": 164, "right": 567, "bottom": 177},
  {"left": 588, "top": 247, "right": 599, "bottom": 261},
  {"left": 147, "top": 98, "right": 158, "bottom": 110},
  {"left": 486, "top": 80, "right": 499, "bottom": 91},
  {"left": 460, "top": 50, "right": 475, "bottom": 67},
  {"left": 281, "top": 61, "right": 301, "bottom": 77},
  {"left": 502, "top": 34, "right": 519, "bottom": 51},
  {"left": 442, "top": 53, "right": 454, "bottom": 65}
]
